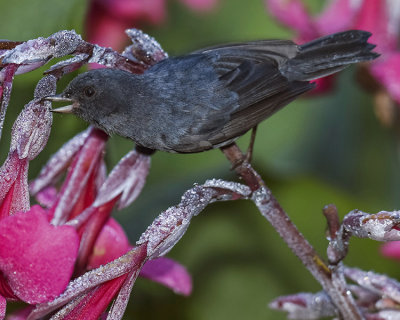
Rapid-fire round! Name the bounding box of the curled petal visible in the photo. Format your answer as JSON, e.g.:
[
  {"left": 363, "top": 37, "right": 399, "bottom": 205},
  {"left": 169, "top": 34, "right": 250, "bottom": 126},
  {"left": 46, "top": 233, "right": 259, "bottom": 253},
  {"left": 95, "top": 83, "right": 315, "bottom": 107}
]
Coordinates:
[
  {"left": 140, "top": 257, "right": 192, "bottom": 296},
  {"left": 44, "top": 54, "right": 90, "bottom": 77},
  {"left": 269, "top": 291, "right": 337, "bottom": 319},
  {"left": 88, "top": 218, "right": 131, "bottom": 270},
  {"left": 34, "top": 186, "right": 57, "bottom": 209},
  {"left": 0, "top": 205, "right": 79, "bottom": 304},
  {"left": 2, "top": 31, "right": 83, "bottom": 65},
  {"left": 33, "top": 75, "right": 57, "bottom": 99},
  {"left": 0, "top": 152, "right": 29, "bottom": 217},
  {"left": 10, "top": 101, "right": 52, "bottom": 161},
  {"left": 348, "top": 284, "right": 381, "bottom": 308},
  {"left": 29, "top": 128, "right": 91, "bottom": 196},
  {"left": 341, "top": 209, "right": 400, "bottom": 241},
  {"left": 138, "top": 180, "right": 250, "bottom": 259},
  {"left": 50, "top": 276, "right": 128, "bottom": 320},
  {"left": 107, "top": 269, "right": 141, "bottom": 320},
  {"left": 29, "top": 244, "right": 147, "bottom": 319},
  {"left": 137, "top": 186, "right": 217, "bottom": 259},
  {"left": 0, "top": 64, "right": 18, "bottom": 141},
  {"left": 123, "top": 29, "right": 168, "bottom": 67},
  {"left": 365, "top": 310, "right": 400, "bottom": 320},
  {"left": 49, "top": 128, "right": 107, "bottom": 225},
  {"left": 345, "top": 267, "right": 400, "bottom": 304},
  {"left": 93, "top": 149, "right": 150, "bottom": 209}
]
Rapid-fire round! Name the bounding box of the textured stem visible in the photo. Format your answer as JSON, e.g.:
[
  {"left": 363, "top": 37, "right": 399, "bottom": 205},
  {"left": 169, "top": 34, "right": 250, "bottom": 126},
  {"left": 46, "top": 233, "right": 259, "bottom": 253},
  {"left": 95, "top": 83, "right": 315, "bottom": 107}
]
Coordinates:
[{"left": 221, "top": 143, "right": 363, "bottom": 320}]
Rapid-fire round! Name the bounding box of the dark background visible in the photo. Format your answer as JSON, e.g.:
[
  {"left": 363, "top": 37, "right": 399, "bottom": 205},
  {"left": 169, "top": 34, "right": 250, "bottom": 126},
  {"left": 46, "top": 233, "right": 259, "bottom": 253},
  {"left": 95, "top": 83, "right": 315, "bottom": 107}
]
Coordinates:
[{"left": 1, "top": 0, "right": 399, "bottom": 318}]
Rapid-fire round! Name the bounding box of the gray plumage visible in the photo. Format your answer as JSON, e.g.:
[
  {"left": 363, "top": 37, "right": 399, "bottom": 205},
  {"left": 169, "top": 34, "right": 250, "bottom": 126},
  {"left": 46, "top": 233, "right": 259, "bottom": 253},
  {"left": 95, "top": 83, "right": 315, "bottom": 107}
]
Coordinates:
[{"left": 51, "top": 30, "right": 379, "bottom": 153}]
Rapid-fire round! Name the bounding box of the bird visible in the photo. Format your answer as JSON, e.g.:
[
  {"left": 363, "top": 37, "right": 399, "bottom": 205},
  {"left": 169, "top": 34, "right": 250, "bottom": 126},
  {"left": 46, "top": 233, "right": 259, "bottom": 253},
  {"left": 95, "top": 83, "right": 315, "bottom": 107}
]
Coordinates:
[{"left": 46, "top": 30, "right": 379, "bottom": 153}]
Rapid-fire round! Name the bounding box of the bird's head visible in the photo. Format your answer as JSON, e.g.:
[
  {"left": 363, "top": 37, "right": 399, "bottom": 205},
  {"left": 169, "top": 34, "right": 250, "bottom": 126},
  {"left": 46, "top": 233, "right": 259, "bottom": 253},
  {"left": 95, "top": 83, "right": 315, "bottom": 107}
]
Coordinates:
[{"left": 44, "top": 68, "right": 132, "bottom": 125}]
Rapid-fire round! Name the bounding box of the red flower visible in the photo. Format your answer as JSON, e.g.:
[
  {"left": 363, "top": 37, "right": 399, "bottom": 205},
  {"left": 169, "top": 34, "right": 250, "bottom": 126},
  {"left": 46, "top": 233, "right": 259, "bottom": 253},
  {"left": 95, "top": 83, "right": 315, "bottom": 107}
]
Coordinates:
[
  {"left": 86, "top": 0, "right": 219, "bottom": 50},
  {"left": 266, "top": 0, "right": 400, "bottom": 99}
]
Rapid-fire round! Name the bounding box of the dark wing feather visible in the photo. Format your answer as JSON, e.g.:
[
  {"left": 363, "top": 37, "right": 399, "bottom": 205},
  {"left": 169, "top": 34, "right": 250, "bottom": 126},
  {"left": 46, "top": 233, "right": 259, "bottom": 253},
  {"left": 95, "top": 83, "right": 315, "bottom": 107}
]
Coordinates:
[
  {"left": 194, "top": 39, "right": 299, "bottom": 71},
  {"left": 194, "top": 43, "right": 313, "bottom": 147},
  {"left": 174, "top": 41, "right": 313, "bottom": 152}
]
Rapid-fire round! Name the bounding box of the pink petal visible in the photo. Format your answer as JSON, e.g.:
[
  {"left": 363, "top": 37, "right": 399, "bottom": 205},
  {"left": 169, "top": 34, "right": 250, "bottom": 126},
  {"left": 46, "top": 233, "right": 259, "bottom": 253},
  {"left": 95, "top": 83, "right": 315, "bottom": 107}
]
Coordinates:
[
  {"left": 107, "top": 269, "right": 141, "bottom": 319},
  {"left": 140, "top": 257, "right": 192, "bottom": 296},
  {"left": 1, "top": 31, "right": 83, "bottom": 65},
  {"left": 370, "top": 53, "right": 400, "bottom": 104},
  {"left": 0, "top": 295, "right": 5, "bottom": 320},
  {"left": 92, "top": 149, "right": 150, "bottom": 209},
  {"left": 34, "top": 186, "right": 57, "bottom": 209},
  {"left": 29, "top": 128, "right": 91, "bottom": 196},
  {"left": 88, "top": 218, "right": 130, "bottom": 270},
  {"left": 180, "top": 0, "right": 219, "bottom": 12},
  {"left": 98, "top": 0, "right": 166, "bottom": 22},
  {"left": 123, "top": 29, "right": 168, "bottom": 68},
  {"left": 10, "top": 101, "right": 52, "bottom": 161},
  {"left": 381, "top": 241, "right": 400, "bottom": 260},
  {"left": 0, "top": 205, "right": 79, "bottom": 304},
  {"left": 29, "top": 244, "right": 148, "bottom": 319},
  {"left": 0, "top": 64, "right": 17, "bottom": 141},
  {"left": 315, "top": 0, "right": 362, "bottom": 34},
  {"left": 86, "top": 0, "right": 165, "bottom": 50},
  {"left": 60, "top": 276, "right": 128, "bottom": 320},
  {"left": 49, "top": 128, "right": 107, "bottom": 225},
  {"left": 86, "top": 12, "right": 131, "bottom": 50},
  {"left": 265, "top": 0, "right": 316, "bottom": 41},
  {"left": 353, "top": 0, "right": 396, "bottom": 53},
  {"left": 0, "top": 152, "right": 29, "bottom": 217},
  {"left": 73, "top": 200, "right": 117, "bottom": 275}
]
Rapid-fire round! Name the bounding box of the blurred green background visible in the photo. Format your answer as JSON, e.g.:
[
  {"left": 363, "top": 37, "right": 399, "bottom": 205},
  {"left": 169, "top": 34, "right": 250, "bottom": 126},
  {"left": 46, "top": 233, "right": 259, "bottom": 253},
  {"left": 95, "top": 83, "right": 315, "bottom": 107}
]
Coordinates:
[{"left": 1, "top": 0, "right": 399, "bottom": 319}]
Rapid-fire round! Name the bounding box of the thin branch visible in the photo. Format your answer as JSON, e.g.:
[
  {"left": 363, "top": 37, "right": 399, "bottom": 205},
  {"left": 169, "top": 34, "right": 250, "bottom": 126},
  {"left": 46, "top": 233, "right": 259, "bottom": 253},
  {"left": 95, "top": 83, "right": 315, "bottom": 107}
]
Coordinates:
[{"left": 221, "top": 143, "right": 364, "bottom": 320}]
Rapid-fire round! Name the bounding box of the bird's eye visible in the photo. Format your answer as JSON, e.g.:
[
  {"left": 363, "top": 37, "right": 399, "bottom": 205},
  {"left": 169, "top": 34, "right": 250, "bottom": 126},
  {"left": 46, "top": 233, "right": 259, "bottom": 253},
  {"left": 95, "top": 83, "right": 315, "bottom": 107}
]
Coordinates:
[{"left": 83, "top": 86, "right": 95, "bottom": 97}]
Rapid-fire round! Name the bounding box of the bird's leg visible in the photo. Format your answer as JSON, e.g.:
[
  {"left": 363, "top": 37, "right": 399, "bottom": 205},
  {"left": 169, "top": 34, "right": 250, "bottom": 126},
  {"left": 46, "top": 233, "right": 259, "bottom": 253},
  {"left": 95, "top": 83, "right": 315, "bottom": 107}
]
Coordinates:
[{"left": 245, "top": 126, "right": 257, "bottom": 163}]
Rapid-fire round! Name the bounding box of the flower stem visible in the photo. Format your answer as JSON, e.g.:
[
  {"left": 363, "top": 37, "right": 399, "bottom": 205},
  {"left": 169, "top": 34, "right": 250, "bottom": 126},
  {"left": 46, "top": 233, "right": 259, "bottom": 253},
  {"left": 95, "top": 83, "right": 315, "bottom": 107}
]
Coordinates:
[{"left": 221, "top": 143, "right": 363, "bottom": 320}]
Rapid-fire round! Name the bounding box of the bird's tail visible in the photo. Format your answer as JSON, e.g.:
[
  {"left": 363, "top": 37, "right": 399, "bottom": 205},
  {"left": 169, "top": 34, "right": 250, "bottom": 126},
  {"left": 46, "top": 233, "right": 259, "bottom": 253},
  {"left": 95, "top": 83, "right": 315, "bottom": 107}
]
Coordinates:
[{"left": 282, "top": 30, "right": 379, "bottom": 81}]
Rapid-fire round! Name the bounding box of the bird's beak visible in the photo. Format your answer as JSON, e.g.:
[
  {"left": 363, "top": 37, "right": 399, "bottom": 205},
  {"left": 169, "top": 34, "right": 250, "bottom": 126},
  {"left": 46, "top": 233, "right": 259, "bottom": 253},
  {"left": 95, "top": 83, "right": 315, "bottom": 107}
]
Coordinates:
[{"left": 43, "top": 95, "right": 76, "bottom": 114}]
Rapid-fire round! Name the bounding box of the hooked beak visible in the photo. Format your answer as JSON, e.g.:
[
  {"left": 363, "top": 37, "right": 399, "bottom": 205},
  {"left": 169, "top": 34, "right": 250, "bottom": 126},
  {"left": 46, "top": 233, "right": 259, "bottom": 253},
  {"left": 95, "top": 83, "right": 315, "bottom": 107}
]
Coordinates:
[{"left": 43, "top": 94, "right": 76, "bottom": 114}]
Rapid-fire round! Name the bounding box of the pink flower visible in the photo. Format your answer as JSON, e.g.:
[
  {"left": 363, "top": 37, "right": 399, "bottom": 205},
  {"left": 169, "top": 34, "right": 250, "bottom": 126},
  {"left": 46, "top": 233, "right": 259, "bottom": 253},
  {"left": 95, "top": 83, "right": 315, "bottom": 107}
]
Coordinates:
[
  {"left": 0, "top": 206, "right": 79, "bottom": 304},
  {"left": 0, "top": 76, "right": 80, "bottom": 317},
  {"left": 265, "top": 0, "right": 400, "bottom": 100},
  {"left": 0, "top": 29, "right": 196, "bottom": 320},
  {"left": 86, "top": 0, "right": 219, "bottom": 50}
]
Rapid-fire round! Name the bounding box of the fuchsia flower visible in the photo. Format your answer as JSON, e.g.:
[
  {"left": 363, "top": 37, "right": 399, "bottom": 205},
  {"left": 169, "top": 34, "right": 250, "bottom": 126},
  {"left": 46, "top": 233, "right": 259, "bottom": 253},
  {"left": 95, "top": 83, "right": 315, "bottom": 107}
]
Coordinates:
[
  {"left": 265, "top": 0, "right": 400, "bottom": 100},
  {"left": 86, "top": 0, "right": 219, "bottom": 50},
  {"left": 0, "top": 30, "right": 197, "bottom": 320},
  {"left": 0, "top": 76, "right": 80, "bottom": 316}
]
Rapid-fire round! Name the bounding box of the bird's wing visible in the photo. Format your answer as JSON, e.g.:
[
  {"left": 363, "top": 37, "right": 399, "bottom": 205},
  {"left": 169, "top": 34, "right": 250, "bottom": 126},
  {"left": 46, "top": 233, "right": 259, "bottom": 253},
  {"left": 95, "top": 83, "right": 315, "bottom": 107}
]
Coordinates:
[
  {"left": 197, "top": 42, "right": 314, "bottom": 146},
  {"left": 146, "top": 43, "right": 314, "bottom": 153},
  {"left": 194, "top": 39, "right": 299, "bottom": 73}
]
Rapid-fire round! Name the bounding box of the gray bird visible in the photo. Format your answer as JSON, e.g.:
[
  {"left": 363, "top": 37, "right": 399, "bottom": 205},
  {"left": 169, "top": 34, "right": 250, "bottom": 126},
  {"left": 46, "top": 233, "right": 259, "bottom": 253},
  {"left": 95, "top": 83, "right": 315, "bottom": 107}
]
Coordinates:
[{"left": 46, "top": 30, "right": 378, "bottom": 153}]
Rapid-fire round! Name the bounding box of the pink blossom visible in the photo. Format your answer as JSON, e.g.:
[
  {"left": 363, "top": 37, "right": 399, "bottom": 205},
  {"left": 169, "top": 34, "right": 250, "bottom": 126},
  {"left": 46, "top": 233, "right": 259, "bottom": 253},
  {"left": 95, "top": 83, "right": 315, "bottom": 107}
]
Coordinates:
[
  {"left": 88, "top": 217, "right": 193, "bottom": 296},
  {"left": 86, "top": 0, "right": 219, "bottom": 50},
  {"left": 265, "top": 0, "right": 400, "bottom": 99},
  {"left": 0, "top": 29, "right": 196, "bottom": 320},
  {"left": 0, "top": 205, "right": 79, "bottom": 304},
  {"left": 0, "top": 77, "right": 81, "bottom": 316},
  {"left": 381, "top": 241, "right": 400, "bottom": 260}
]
